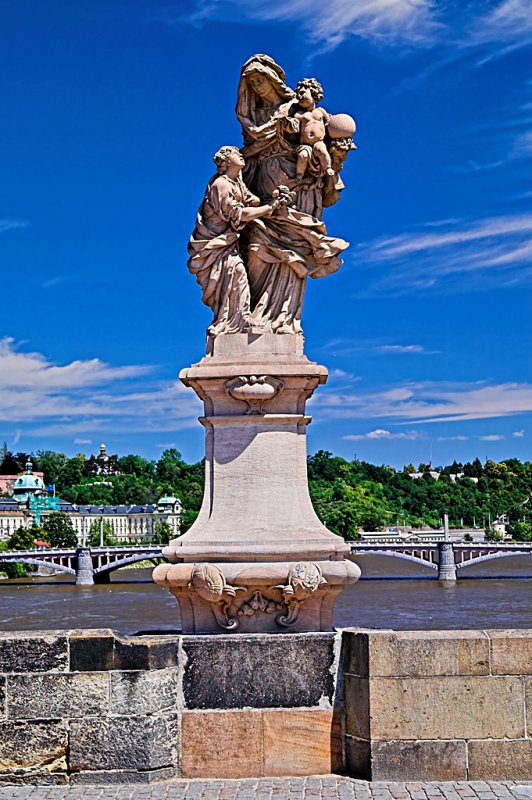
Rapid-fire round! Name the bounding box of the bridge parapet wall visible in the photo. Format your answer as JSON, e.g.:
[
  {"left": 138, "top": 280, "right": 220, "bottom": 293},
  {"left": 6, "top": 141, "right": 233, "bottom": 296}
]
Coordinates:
[{"left": 0, "top": 628, "right": 530, "bottom": 784}]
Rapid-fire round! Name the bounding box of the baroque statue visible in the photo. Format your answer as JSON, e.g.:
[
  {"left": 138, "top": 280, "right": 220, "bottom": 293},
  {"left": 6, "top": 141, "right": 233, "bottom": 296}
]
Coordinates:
[{"left": 188, "top": 53, "right": 356, "bottom": 336}]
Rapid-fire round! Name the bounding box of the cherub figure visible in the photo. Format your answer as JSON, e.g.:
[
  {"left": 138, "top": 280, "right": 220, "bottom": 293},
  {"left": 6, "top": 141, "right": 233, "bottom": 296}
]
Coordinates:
[{"left": 292, "top": 78, "right": 334, "bottom": 179}]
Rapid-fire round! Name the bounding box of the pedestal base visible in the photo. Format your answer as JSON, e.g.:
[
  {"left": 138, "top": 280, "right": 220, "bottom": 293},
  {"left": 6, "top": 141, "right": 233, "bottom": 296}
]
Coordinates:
[
  {"left": 153, "top": 559, "right": 359, "bottom": 633},
  {"left": 154, "top": 333, "right": 360, "bottom": 633}
]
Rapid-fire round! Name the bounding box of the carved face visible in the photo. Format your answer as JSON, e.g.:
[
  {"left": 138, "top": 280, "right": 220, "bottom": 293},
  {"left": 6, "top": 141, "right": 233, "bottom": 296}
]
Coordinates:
[
  {"left": 225, "top": 149, "right": 245, "bottom": 173},
  {"left": 296, "top": 87, "right": 315, "bottom": 109},
  {"left": 248, "top": 72, "right": 273, "bottom": 99}
]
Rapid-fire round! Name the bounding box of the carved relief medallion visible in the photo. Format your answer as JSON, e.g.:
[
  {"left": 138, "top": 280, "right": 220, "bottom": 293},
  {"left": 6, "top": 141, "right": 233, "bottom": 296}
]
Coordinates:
[{"left": 225, "top": 375, "right": 283, "bottom": 415}]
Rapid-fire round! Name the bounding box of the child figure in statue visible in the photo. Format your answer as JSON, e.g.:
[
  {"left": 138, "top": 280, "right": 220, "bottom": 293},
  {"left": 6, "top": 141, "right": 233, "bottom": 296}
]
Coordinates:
[
  {"left": 293, "top": 78, "right": 334, "bottom": 179},
  {"left": 187, "top": 146, "right": 286, "bottom": 337}
]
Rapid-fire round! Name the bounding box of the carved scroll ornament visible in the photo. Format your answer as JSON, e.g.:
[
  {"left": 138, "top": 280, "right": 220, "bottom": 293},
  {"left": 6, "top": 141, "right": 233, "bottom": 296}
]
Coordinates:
[
  {"left": 189, "top": 563, "right": 245, "bottom": 630},
  {"left": 273, "top": 562, "right": 327, "bottom": 627}
]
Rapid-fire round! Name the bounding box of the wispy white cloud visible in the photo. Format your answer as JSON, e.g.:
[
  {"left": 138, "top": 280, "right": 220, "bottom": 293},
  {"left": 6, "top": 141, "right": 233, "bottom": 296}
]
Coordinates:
[
  {"left": 177, "top": 0, "right": 532, "bottom": 56},
  {"left": 343, "top": 428, "right": 425, "bottom": 441},
  {"left": 437, "top": 435, "right": 470, "bottom": 441},
  {"left": 479, "top": 434, "right": 505, "bottom": 441},
  {"left": 176, "top": 0, "right": 444, "bottom": 49},
  {"left": 74, "top": 438, "right": 92, "bottom": 445},
  {"left": 0, "top": 219, "right": 27, "bottom": 233},
  {"left": 314, "top": 378, "right": 532, "bottom": 424},
  {"left": 513, "top": 430, "right": 525, "bottom": 437},
  {"left": 356, "top": 213, "right": 532, "bottom": 295},
  {"left": 376, "top": 344, "right": 426, "bottom": 354},
  {"left": 0, "top": 338, "right": 200, "bottom": 439}
]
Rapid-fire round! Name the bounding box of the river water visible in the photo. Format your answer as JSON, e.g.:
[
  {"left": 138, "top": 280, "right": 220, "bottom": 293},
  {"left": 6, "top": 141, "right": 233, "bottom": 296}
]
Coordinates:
[{"left": 1, "top": 555, "right": 530, "bottom": 635}]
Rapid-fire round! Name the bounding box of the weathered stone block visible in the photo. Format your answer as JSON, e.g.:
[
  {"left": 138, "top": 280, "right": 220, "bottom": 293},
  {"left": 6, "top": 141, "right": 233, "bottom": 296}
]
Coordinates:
[
  {"left": 0, "top": 772, "right": 68, "bottom": 786},
  {"left": 468, "top": 739, "right": 532, "bottom": 779},
  {"left": 0, "top": 677, "right": 5, "bottom": 720},
  {"left": 263, "top": 709, "right": 343, "bottom": 776},
  {"left": 343, "top": 630, "right": 489, "bottom": 678},
  {"left": 371, "top": 740, "right": 467, "bottom": 781},
  {"left": 344, "top": 736, "right": 371, "bottom": 779},
  {"left": 181, "top": 710, "right": 262, "bottom": 778},
  {"left": 69, "top": 630, "right": 179, "bottom": 672},
  {"left": 182, "top": 633, "right": 336, "bottom": 709},
  {"left": 113, "top": 636, "right": 179, "bottom": 671},
  {"left": 344, "top": 675, "right": 370, "bottom": 739},
  {"left": 0, "top": 721, "right": 67, "bottom": 771},
  {"left": 68, "top": 630, "right": 115, "bottom": 672},
  {"left": 488, "top": 630, "right": 532, "bottom": 675},
  {"left": 0, "top": 632, "right": 68, "bottom": 673},
  {"left": 368, "top": 676, "right": 525, "bottom": 740},
  {"left": 7, "top": 673, "right": 109, "bottom": 719},
  {"left": 69, "top": 715, "right": 178, "bottom": 771},
  {"left": 526, "top": 677, "right": 532, "bottom": 737},
  {"left": 71, "top": 768, "right": 177, "bottom": 785},
  {"left": 110, "top": 669, "right": 178, "bottom": 716}
]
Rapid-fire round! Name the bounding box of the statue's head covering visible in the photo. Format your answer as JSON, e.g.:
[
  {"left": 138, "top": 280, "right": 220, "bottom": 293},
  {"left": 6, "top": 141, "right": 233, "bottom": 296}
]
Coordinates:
[{"left": 236, "top": 54, "right": 294, "bottom": 128}]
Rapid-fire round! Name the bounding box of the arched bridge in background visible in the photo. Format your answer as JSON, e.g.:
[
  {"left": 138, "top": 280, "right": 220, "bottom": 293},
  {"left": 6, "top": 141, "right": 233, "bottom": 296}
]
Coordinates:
[
  {"left": 1, "top": 541, "right": 531, "bottom": 584},
  {"left": 0, "top": 545, "right": 164, "bottom": 585},
  {"left": 350, "top": 541, "right": 532, "bottom": 580}
]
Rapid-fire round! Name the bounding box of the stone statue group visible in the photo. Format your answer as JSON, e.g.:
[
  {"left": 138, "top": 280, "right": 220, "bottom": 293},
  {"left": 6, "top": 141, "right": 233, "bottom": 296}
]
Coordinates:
[{"left": 188, "top": 54, "right": 356, "bottom": 337}]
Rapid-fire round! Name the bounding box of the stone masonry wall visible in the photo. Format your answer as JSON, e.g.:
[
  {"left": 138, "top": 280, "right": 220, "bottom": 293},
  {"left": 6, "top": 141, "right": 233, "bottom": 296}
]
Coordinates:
[
  {"left": 343, "top": 629, "right": 531, "bottom": 782},
  {"left": 0, "top": 628, "right": 529, "bottom": 784}
]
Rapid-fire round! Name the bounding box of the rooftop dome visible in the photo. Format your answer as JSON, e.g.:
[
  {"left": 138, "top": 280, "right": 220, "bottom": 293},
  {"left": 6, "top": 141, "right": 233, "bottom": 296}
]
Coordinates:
[{"left": 13, "top": 460, "right": 46, "bottom": 503}]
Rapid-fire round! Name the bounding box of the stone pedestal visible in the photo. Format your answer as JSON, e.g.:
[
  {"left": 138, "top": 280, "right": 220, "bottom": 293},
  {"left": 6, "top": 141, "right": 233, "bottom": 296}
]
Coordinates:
[{"left": 153, "top": 333, "right": 360, "bottom": 633}]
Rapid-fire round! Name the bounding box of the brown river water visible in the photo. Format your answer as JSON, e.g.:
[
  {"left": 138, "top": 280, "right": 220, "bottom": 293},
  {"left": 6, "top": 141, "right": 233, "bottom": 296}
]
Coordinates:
[{"left": 1, "top": 555, "right": 530, "bottom": 635}]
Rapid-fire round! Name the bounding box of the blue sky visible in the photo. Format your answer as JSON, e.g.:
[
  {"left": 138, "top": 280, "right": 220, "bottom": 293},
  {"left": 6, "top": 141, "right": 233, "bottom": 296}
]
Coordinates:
[{"left": 1, "top": 0, "right": 531, "bottom": 468}]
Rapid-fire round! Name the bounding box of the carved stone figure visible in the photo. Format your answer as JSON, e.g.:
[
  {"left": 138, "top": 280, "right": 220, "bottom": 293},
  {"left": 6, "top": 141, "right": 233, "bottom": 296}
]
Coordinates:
[
  {"left": 188, "top": 562, "right": 245, "bottom": 630},
  {"left": 187, "top": 55, "right": 356, "bottom": 337},
  {"left": 273, "top": 562, "right": 327, "bottom": 627}
]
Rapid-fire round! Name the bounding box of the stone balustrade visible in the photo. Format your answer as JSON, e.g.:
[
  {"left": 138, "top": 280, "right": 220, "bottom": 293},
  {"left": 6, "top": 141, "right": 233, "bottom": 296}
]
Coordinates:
[{"left": 0, "top": 628, "right": 529, "bottom": 785}]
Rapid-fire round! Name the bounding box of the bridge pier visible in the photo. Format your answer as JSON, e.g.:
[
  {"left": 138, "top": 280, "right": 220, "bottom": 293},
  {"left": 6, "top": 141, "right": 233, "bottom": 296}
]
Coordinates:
[
  {"left": 75, "top": 547, "right": 94, "bottom": 586},
  {"left": 438, "top": 542, "right": 457, "bottom": 581}
]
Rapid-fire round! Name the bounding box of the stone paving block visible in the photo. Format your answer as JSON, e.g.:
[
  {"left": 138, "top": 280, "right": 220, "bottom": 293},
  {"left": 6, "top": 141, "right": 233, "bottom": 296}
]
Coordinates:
[
  {"left": 525, "top": 678, "right": 532, "bottom": 737},
  {"left": 109, "top": 669, "right": 178, "bottom": 716},
  {"left": 69, "top": 715, "right": 177, "bottom": 771},
  {"left": 181, "top": 710, "right": 262, "bottom": 779},
  {"left": 182, "top": 633, "right": 336, "bottom": 710},
  {"left": 368, "top": 676, "right": 525, "bottom": 740},
  {"left": 0, "top": 720, "right": 67, "bottom": 772},
  {"left": 370, "top": 741, "right": 467, "bottom": 781},
  {"left": 468, "top": 740, "right": 532, "bottom": 780},
  {"left": 262, "top": 710, "right": 342, "bottom": 776},
  {"left": 345, "top": 675, "right": 370, "bottom": 739},
  {"left": 487, "top": 631, "right": 532, "bottom": 676},
  {"left": 0, "top": 633, "right": 68, "bottom": 674},
  {"left": 7, "top": 673, "right": 109, "bottom": 719}
]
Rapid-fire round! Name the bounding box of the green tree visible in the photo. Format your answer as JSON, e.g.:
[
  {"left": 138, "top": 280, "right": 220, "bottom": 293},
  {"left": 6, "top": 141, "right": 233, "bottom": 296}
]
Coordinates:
[
  {"left": 42, "top": 513, "right": 78, "bottom": 548},
  {"left": 87, "top": 520, "right": 118, "bottom": 547},
  {"left": 7, "top": 526, "right": 36, "bottom": 550},
  {"left": 152, "top": 520, "right": 173, "bottom": 544},
  {"left": 506, "top": 520, "right": 532, "bottom": 542}
]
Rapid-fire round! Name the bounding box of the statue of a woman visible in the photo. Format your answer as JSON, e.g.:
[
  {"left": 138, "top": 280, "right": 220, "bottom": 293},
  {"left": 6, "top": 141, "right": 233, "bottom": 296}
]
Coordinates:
[
  {"left": 236, "top": 55, "right": 351, "bottom": 334},
  {"left": 187, "top": 146, "right": 283, "bottom": 336}
]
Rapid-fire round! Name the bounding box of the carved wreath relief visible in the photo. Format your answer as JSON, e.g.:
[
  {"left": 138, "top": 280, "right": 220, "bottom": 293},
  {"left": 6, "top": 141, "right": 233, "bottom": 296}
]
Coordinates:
[{"left": 189, "top": 562, "right": 326, "bottom": 630}]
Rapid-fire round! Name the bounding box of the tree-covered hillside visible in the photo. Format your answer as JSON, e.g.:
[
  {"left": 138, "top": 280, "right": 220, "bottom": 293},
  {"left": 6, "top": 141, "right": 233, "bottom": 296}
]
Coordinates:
[{"left": 2, "top": 447, "right": 531, "bottom": 540}]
